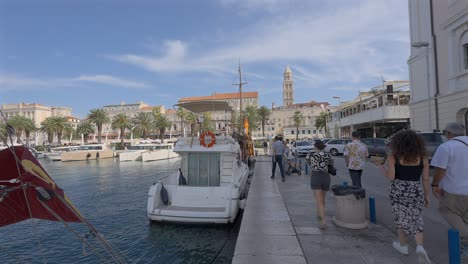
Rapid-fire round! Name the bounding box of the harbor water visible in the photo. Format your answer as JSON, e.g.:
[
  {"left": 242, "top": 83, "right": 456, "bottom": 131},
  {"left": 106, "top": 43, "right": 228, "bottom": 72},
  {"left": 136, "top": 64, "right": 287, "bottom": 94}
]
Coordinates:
[{"left": 0, "top": 158, "right": 240, "bottom": 264}]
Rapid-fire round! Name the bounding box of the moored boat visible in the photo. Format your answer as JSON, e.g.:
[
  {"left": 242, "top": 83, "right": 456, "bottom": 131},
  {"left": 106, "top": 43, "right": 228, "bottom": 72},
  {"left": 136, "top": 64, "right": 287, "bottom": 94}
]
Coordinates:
[
  {"left": 141, "top": 143, "right": 179, "bottom": 162},
  {"left": 61, "top": 144, "right": 114, "bottom": 162}
]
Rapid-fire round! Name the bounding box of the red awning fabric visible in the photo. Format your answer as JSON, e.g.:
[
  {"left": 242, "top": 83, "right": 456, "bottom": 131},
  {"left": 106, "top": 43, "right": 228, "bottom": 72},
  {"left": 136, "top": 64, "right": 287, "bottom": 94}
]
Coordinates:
[{"left": 0, "top": 146, "right": 81, "bottom": 227}]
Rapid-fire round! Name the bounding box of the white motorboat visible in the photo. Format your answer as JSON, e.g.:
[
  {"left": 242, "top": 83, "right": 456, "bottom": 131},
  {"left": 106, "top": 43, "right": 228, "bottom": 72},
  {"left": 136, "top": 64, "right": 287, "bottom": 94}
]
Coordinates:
[
  {"left": 141, "top": 144, "right": 179, "bottom": 162},
  {"left": 118, "top": 143, "right": 161, "bottom": 162},
  {"left": 44, "top": 146, "right": 80, "bottom": 161},
  {"left": 147, "top": 135, "right": 249, "bottom": 224},
  {"left": 60, "top": 144, "right": 114, "bottom": 162}
]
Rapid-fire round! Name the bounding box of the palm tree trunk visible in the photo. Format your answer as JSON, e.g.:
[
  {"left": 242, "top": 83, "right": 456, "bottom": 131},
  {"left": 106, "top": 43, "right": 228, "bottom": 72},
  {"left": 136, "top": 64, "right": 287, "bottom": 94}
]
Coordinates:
[
  {"left": 16, "top": 132, "right": 21, "bottom": 144},
  {"left": 84, "top": 135, "right": 89, "bottom": 144},
  {"left": 296, "top": 126, "right": 299, "bottom": 140},
  {"left": 98, "top": 126, "right": 102, "bottom": 144},
  {"left": 262, "top": 120, "right": 265, "bottom": 137},
  {"left": 58, "top": 132, "right": 63, "bottom": 145},
  {"left": 120, "top": 128, "right": 125, "bottom": 144}
]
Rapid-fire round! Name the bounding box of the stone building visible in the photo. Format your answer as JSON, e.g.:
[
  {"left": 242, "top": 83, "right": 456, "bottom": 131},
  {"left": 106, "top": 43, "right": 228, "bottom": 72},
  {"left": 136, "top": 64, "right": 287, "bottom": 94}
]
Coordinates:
[
  {"left": 1, "top": 102, "right": 72, "bottom": 128},
  {"left": 283, "top": 66, "right": 294, "bottom": 107},
  {"left": 408, "top": 0, "right": 468, "bottom": 133}
]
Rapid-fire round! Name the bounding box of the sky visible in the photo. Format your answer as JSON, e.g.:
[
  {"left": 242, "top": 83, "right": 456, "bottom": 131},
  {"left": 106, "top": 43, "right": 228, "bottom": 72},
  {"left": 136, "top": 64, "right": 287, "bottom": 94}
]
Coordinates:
[{"left": 0, "top": 0, "right": 410, "bottom": 118}]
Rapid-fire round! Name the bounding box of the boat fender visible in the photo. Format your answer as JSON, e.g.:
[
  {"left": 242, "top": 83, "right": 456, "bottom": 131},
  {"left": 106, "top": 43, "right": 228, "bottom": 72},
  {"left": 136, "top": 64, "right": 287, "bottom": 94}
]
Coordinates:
[
  {"left": 96, "top": 152, "right": 100, "bottom": 159},
  {"left": 178, "top": 168, "right": 187, "bottom": 185},
  {"left": 86, "top": 153, "right": 91, "bottom": 159},
  {"left": 160, "top": 184, "right": 169, "bottom": 205}
]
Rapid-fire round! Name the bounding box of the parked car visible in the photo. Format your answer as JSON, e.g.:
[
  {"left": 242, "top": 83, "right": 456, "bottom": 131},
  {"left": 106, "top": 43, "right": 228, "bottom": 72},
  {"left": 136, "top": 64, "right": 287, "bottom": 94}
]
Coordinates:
[
  {"left": 361, "top": 138, "right": 389, "bottom": 157},
  {"left": 321, "top": 138, "right": 332, "bottom": 144},
  {"left": 417, "top": 132, "right": 447, "bottom": 162},
  {"left": 291, "top": 140, "right": 314, "bottom": 157},
  {"left": 324, "top": 139, "right": 352, "bottom": 156}
]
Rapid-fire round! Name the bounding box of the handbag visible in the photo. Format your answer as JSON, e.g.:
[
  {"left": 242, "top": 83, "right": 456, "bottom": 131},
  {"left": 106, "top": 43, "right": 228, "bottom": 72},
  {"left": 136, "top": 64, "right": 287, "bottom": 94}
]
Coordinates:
[{"left": 327, "top": 163, "right": 336, "bottom": 176}]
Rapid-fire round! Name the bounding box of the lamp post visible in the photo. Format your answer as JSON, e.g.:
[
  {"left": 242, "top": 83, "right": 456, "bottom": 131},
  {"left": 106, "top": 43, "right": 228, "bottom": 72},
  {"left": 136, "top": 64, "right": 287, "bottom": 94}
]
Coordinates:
[
  {"left": 411, "top": 41, "right": 431, "bottom": 130},
  {"left": 333, "top": 96, "right": 342, "bottom": 138}
]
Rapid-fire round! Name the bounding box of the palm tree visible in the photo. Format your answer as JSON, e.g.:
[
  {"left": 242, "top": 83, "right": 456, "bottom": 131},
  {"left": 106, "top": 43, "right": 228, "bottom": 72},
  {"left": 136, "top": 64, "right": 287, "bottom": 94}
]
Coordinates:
[
  {"left": 8, "top": 115, "right": 29, "bottom": 144},
  {"left": 40, "top": 117, "right": 55, "bottom": 145},
  {"left": 76, "top": 121, "right": 95, "bottom": 144},
  {"left": 245, "top": 105, "right": 258, "bottom": 134},
  {"left": 132, "top": 112, "right": 153, "bottom": 139},
  {"left": 314, "top": 112, "right": 330, "bottom": 135},
  {"left": 112, "top": 113, "right": 131, "bottom": 144},
  {"left": 185, "top": 112, "right": 198, "bottom": 136},
  {"left": 257, "top": 106, "right": 271, "bottom": 137},
  {"left": 62, "top": 123, "right": 74, "bottom": 143},
  {"left": 88, "top": 109, "right": 110, "bottom": 144},
  {"left": 200, "top": 112, "right": 214, "bottom": 133},
  {"left": 293, "top": 110, "right": 304, "bottom": 140},
  {"left": 49, "top": 116, "right": 68, "bottom": 145},
  {"left": 23, "top": 118, "right": 36, "bottom": 147},
  {"left": 154, "top": 115, "right": 172, "bottom": 142},
  {"left": 0, "top": 122, "right": 8, "bottom": 145},
  {"left": 176, "top": 107, "right": 187, "bottom": 136}
]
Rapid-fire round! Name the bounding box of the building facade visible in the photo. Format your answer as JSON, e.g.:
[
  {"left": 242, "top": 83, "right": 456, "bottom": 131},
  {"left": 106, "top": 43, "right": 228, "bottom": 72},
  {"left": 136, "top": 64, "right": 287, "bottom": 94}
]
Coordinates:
[
  {"left": 1, "top": 103, "right": 72, "bottom": 128},
  {"left": 328, "top": 81, "right": 411, "bottom": 138},
  {"left": 283, "top": 66, "right": 294, "bottom": 107},
  {"left": 408, "top": 0, "right": 468, "bottom": 133}
]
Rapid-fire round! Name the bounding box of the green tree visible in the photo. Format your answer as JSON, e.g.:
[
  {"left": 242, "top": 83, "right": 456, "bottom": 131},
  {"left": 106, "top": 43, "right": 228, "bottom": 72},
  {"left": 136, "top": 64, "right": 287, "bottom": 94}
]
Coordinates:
[
  {"left": 154, "top": 114, "right": 172, "bottom": 142},
  {"left": 200, "top": 112, "right": 214, "bottom": 133},
  {"left": 293, "top": 110, "right": 304, "bottom": 140},
  {"left": 185, "top": 112, "right": 198, "bottom": 136},
  {"left": 112, "top": 113, "right": 131, "bottom": 144},
  {"left": 245, "top": 105, "right": 258, "bottom": 134},
  {"left": 49, "top": 116, "right": 69, "bottom": 145},
  {"left": 23, "top": 118, "right": 36, "bottom": 147},
  {"left": 132, "top": 112, "right": 153, "bottom": 139},
  {"left": 76, "top": 121, "right": 95, "bottom": 144},
  {"left": 88, "top": 109, "right": 110, "bottom": 144},
  {"left": 257, "top": 106, "right": 271, "bottom": 137},
  {"left": 40, "top": 117, "right": 55, "bottom": 145},
  {"left": 176, "top": 107, "right": 187, "bottom": 136},
  {"left": 0, "top": 122, "right": 8, "bottom": 145},
  {"left": 62, "top": 123, "right": 74, "bottom": 143},
  {"left": 314, "top": 112, "right": 329, "bottom": 130}
]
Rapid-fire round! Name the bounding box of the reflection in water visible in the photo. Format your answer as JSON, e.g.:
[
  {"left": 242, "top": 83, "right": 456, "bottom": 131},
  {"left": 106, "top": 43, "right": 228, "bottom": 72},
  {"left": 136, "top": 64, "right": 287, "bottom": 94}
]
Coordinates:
[{"left": 0, "top": 158, "right": 240, "bottom": 264}]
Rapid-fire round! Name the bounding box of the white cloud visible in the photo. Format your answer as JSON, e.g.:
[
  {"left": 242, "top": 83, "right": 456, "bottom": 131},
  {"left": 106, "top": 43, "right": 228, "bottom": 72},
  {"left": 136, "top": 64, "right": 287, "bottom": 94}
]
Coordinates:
[
  {"left": 0, "top": 73, "right": 149, "bottom": 91},
  {"left": 110, "top": 0, "right": 409, "bottom": 89}
]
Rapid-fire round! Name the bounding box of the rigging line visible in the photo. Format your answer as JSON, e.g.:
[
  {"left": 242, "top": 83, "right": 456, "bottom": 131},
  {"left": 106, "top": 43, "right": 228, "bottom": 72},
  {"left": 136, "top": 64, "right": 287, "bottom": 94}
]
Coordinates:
[
  {"left": 37, "top": 199, "right": 112, "bottom": 264},
  {"left": 44, "top": 186, "right": 128, "bottom": 264}
]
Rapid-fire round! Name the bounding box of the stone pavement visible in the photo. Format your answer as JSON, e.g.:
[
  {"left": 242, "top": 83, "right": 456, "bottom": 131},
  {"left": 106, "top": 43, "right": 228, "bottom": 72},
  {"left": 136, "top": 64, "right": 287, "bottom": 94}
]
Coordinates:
[{"left": 233, "top": 156, "right": 465, "bottom": 264}]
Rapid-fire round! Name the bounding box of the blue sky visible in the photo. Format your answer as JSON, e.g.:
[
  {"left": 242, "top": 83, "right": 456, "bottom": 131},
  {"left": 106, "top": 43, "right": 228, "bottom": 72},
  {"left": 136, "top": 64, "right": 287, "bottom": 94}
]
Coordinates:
[{"left": 0, "top": 0, "right": 410, "bottom": 118}]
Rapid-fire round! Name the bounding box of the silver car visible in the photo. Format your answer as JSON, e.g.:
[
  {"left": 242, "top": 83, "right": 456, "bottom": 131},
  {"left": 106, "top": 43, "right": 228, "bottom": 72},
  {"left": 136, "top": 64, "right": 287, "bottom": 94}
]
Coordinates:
[{"left": 324, "top": 139, "right": 352, "bottom": 156}]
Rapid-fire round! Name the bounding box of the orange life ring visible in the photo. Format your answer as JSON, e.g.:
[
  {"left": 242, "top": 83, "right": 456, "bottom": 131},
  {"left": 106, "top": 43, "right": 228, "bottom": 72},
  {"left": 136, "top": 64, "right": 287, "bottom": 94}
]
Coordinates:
[{"left": 200, "top": 131, "right": 216, "bottom": 148}]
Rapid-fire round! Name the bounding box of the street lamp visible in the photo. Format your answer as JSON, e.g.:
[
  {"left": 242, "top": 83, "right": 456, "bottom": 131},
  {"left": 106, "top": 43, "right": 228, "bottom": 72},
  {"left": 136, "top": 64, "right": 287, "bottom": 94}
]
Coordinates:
[
  {"left": 411, "top": 41, "right": 432, "bottom": 130},
  {"left": 333, "top": 96, "right": 342, "bottom": 138}
]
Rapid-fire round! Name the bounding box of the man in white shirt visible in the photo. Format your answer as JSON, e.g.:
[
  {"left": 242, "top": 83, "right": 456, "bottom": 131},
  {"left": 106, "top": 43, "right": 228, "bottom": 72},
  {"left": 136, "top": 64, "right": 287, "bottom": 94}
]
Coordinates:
[
  {"left": 344, "top": 131, "right": 369, "bottom": 187},
  {"left": 431, "top": 122, "right": 468, "bottom": 255},
  {"left": 271, "top": 136, "right": 286, "bottom": 182}
]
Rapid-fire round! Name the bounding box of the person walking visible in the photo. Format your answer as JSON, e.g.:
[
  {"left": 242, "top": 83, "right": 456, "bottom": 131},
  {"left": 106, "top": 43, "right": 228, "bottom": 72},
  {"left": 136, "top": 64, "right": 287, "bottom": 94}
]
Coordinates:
[
  {"left": 307, "top": 140, "right": 334, "bottom": 229},
  {"left": 344, "top": 131, "right": 368, "bottom": 187},
  {"left": 262, "top": 140, "right": 268, "bottom": 155},
  {"left": 374, "top": 130, "right": 431, "bottom": 263},
  {"left": 271, "top": 136, "right": 286, "bottom": 182},
  {"left": 430, "top": 122, "right": 468, "bottom": 257}
]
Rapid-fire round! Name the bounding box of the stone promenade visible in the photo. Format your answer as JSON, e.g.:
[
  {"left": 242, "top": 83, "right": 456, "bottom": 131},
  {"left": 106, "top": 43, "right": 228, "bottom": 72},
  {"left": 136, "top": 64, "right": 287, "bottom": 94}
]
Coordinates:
[{"left": 233, "top": 155, "right": 462, "bottom": 264}]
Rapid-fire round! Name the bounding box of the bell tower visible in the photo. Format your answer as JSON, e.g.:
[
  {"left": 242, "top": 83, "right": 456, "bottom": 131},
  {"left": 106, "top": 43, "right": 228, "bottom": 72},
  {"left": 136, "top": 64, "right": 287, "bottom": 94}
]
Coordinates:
[{"left": 283, "top": 65, "right": 294, "bottom": 107}]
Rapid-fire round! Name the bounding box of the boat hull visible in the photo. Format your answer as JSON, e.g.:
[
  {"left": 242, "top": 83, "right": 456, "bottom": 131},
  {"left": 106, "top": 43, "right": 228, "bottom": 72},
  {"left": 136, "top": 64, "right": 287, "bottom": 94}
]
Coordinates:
[
  {"left": 61, "top": 150, "right": 114, "bottom": 162},
  {"left": 118, "top": 151, "right": 143, "bottom": 162},
  {"left": 142, "top": 150, "right": 179, "bottom": 162}
]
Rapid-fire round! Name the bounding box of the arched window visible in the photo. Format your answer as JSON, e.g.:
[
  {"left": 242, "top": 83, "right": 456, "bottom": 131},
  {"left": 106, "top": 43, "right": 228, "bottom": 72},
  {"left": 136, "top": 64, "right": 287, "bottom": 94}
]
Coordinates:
[{"left": 461, "top": 31, "right": 468, "bottom": 70}]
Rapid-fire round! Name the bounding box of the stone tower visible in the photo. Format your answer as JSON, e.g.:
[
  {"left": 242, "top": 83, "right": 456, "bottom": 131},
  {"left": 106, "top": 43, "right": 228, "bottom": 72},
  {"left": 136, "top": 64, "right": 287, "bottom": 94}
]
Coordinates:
[{"left": 283, "top": 65, "right": 294, "bottom": 107}]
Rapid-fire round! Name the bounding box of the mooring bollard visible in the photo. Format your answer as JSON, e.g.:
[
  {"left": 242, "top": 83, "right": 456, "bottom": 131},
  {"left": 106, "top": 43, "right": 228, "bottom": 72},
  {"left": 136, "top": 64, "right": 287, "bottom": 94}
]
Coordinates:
[
  {"left": 448, "top": 229, "right": 461, "bottom": 264},
  {"left": 305, "top": 163, "right": 308, "bottom": 174},
  {"left": 369, "top": 197, "right": 376, "bottom": 224}
]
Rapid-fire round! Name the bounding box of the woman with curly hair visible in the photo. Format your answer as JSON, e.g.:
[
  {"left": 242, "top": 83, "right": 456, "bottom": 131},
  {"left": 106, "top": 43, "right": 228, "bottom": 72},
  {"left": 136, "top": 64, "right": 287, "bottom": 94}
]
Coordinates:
[{"left": 374, "top": 130, "right": 431, "bottom": 263}]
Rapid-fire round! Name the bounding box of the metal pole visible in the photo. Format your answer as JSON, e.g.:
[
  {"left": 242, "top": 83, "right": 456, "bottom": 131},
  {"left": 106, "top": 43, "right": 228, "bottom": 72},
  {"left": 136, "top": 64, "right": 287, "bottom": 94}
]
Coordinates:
[
  {"left": 426, "top": 46, "right": 432, "bottom": 131},
  {"left": 369, "top": 197, "right": 376, "bottom": 224}
]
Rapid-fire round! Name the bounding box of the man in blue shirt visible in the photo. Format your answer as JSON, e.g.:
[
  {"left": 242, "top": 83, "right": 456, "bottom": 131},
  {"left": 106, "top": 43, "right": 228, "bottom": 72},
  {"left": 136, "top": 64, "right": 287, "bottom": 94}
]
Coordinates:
[{"left": 271, "top": 136, "right": 286, "bottom": 182}]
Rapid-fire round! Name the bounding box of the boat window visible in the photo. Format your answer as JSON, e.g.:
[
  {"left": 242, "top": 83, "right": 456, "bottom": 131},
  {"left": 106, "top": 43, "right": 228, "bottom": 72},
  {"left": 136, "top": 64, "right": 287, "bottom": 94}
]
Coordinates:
[{"left": 187, "top": 153, "right": 220, "bottom": 187}]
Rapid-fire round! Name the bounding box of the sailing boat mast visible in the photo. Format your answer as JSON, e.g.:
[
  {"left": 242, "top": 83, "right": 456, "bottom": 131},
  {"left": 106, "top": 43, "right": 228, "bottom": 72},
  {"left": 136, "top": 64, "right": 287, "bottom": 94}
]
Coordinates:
[{"left": 234, "top": 62, "right": 247, "bottom": 132}]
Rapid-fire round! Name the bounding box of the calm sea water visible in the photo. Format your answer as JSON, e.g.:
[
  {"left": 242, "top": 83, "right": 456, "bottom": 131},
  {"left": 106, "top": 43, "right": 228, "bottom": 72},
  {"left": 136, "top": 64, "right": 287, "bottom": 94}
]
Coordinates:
[{"left": 0, "top": 158, "right": 240, "bottom": 264}]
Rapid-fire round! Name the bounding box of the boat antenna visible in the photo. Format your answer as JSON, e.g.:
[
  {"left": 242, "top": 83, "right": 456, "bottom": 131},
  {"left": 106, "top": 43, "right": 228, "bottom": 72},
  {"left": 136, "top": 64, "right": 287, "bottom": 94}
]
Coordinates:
[{"left": 232, "top": 60, "right": 247, "bottom": 133}]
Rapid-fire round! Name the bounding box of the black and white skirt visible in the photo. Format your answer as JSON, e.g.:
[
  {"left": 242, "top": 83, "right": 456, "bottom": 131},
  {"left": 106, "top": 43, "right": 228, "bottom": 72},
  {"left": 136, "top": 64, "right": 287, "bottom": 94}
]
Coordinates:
[{"left": 389, "top": 179, "right": 424, "bottom": 235}]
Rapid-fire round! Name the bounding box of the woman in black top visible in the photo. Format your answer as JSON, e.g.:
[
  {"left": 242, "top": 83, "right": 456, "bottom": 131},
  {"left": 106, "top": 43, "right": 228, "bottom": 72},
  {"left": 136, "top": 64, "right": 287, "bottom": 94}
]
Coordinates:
[
  {"left": 307, "top": 140, "right": 334, "bottom": 229},
  {"left": 374, "top": 130, "right": 431, "bottom": 263}
]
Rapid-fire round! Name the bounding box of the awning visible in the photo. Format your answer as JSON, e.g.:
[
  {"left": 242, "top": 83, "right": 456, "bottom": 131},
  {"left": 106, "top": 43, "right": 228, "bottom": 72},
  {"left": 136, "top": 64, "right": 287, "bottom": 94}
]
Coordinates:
[{"left": 175, "top": 101, "right": 233, "bottom": 113}]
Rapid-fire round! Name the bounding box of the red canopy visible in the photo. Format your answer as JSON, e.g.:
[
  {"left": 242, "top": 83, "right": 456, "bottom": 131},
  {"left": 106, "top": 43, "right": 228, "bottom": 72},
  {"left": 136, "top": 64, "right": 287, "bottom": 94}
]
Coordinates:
[{"left": 0, "top": 146, "right": 81, "bottom": 227}]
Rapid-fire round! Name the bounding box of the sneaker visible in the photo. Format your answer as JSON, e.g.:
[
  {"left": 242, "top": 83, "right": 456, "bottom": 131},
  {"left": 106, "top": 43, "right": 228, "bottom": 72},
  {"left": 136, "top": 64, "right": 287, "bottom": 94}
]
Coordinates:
[
  {"left": 416, "top": 245, "right": 431, "bottom": 264},
  {"left": 392, "top": 241, "right": 409, "bottom": 255},
  {"left": 281, "top": 178, "right": 285, "bottom": 182},
  {"left": 270, "top": 176, "right": 274, "bottom": 179}
]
